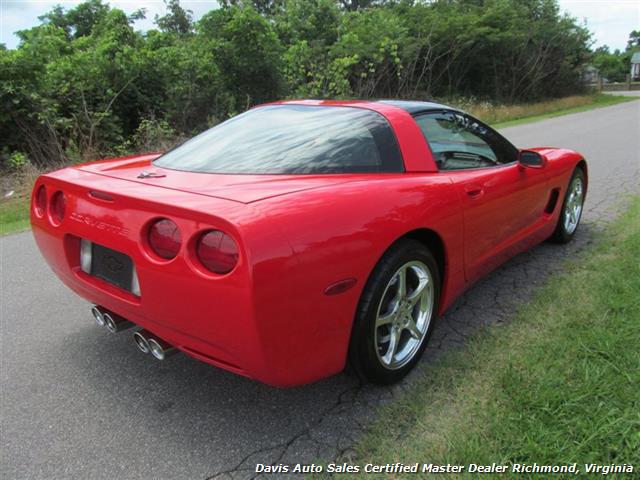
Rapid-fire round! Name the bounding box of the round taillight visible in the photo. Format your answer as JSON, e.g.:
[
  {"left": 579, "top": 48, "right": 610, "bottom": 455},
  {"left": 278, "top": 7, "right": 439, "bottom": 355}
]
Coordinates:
[
  {"left": 34, "top": 186, "right": 47, "bottom": 216},
  {"left": 148, "top": 219, "right": 181, "bottom": 259},
  {"left": 50, "top": 191, "right": 66, "bottom": 223},
  {"left": 196, "top": 230, "right": 239, "bottom": 274}
]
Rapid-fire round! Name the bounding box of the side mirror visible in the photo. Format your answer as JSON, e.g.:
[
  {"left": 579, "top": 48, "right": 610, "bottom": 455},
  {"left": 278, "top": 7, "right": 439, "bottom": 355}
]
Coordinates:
[{"left": 519, "top": 150, "right": 547, "bottom": 169}]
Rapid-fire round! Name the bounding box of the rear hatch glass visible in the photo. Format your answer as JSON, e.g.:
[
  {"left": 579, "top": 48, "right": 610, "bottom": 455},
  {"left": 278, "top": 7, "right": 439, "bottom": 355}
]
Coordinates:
[{"left": 153, "top": 105, "right": 403, "bottom": 174}]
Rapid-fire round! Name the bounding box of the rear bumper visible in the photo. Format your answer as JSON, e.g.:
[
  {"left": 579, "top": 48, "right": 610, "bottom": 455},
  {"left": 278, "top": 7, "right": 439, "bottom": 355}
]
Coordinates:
[
  {"left": 30, "top": 173, "right": 349, "bottom": 387},
  {"left": 32, "top": 218, "right": 264, "bottom": 379}
]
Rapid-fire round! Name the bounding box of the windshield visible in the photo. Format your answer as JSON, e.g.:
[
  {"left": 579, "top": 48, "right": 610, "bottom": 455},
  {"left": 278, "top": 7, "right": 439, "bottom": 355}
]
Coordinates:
[{"left": 153, "top": 105, "right": 403, "bottom": 174}]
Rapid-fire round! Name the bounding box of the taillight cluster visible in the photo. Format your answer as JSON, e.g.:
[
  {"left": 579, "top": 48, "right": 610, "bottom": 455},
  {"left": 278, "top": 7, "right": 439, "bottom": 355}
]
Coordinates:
[
  {"left": 34, "top": 186, "right": 47, "bottom": 216},
  {"left": 50, "top": 191, "right": 66, "bottom": 223},
  {"left": 33, "top": 186, "right": 239, "bottom": 275},
  {"left": 148, "top": 219, "right": 181, "bottom": 259},
  {"left": 33, "top": 185, "right": 66, "bottom": 224},
  {"left": 146, "top": 218, "right": 239, "bottom": 275},
  {"left": 196, "top": 230, "right": 239, "bottom": 274}
]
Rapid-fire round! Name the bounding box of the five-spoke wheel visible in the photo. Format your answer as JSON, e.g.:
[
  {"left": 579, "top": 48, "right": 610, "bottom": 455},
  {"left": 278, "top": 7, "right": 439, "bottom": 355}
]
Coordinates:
[
  {"left": 349, "top": 239, "right": 440, "bottom": 384},
  {"left": 551, "top": 167, "right": 586, "bottom": 243},
  {"left": 563, "top": 175, "right": 584, "bottom": 235},
  {"left": 375, "top": 261, "right": 434, "bottom": 370}
]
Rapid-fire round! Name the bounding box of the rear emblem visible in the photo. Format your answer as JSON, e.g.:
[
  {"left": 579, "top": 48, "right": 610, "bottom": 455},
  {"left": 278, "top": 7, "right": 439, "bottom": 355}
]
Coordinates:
[
  {"left": 103, "top": 254, "right": 124, "bottom": 273},
  {"left": 137, "top": 171, "right": 166, "bottom": 179},
  {"left": 70, "top": 213, "right": 129, "bottom": 237}
]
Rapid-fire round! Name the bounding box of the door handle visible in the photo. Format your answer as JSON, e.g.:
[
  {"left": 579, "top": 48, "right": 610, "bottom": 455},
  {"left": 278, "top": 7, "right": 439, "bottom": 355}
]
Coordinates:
[{"left": 464, "top": 185, "right": 484, "bottom": 198}]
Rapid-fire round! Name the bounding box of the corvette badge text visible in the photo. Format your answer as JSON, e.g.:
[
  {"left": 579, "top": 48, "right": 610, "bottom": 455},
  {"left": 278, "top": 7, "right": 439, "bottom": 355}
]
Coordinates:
[
  {"left": 255, "top": 462, "right": 634, "bottom": 475},
  {"left": 70, "top": 212, "right": 130, "bottom": 237}
]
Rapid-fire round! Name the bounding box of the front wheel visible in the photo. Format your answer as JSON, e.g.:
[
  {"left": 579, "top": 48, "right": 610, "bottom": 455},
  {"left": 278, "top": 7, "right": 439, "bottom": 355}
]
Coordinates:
[
  {"left": 550, "top": 167, "right": 586, "bottom": 243},
  {"left": 348, "top": 239, "right": 440, "bottom": 384}
]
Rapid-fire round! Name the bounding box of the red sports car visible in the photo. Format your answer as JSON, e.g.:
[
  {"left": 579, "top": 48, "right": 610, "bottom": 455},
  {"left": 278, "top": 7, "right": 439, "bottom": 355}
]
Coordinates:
[{"left": 31, "top": 100, "right": 587, "bottom": 386}]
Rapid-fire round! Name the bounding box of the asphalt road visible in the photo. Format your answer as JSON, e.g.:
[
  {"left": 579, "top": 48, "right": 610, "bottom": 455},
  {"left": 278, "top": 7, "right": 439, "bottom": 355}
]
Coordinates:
[
  {"left": 1, "top": 100, "right": 639, "bottom": 480},
  {"left": 604, "top": 90, "right": 640, "bottom": 97}
]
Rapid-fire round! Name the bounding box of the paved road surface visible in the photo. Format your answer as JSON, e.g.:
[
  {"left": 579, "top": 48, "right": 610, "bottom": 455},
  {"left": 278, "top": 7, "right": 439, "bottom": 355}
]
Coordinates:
[
  {"left": 1, "top": 100, "right": 639, "bottom": 480},
  {"left": 604, "top": 90, "right": 640, "bottom": 97}
]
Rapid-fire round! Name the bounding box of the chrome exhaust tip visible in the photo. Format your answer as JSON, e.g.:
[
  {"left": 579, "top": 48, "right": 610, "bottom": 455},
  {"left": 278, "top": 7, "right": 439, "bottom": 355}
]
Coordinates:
[
  {"left": 133, "top": 330, "right": 177, "bottom": 359},
  {"left": 133, "top": 330, "right": 151, "bottom": 354},
  {"left": 148, "top": 337, "right": 177, "bottom": 361},
  {"left": 103, "top": 312, "right": 134, "bottom": 333},
  {"left": 91, "top": 306, "right": 105, "bottom": 327}
]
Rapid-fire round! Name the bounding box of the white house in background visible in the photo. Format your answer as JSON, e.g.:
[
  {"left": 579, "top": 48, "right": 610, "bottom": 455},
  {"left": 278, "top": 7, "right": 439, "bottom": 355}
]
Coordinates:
[
  {"left": 631, "top": 52, "right": 640, "bottom": 81},
  {"left": 583, "top": 65, "right": 600, "bottom": 84}
]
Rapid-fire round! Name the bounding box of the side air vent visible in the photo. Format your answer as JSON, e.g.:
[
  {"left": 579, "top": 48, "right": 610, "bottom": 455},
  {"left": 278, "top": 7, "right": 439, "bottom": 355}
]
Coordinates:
[{"left": 545, "top": 188, "right": 560, "bottom": 214}]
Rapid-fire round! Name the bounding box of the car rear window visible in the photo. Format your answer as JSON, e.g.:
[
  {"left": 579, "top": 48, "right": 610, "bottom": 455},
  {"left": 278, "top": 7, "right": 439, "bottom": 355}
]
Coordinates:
[{"left": 153, "top": 105, "right": 403, "bottom": 174}]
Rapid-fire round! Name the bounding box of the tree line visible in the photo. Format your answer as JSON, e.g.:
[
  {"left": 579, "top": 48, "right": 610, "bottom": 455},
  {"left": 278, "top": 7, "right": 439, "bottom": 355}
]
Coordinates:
[
  {"left": 1, "top": 0, "right": 594, "bottom": 169},
  {"left": 591, "top": 30, "right": 640, "bottom": 83}
]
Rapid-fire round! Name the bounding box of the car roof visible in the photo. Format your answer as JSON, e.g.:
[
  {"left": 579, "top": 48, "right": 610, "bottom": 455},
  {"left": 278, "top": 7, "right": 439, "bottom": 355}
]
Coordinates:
[
  {"left": 252, "top": 99, "right": 457, "bottom": 173},
  {"left": 377, "top": 99, "right": 459, "bottom": 114},
  {"left": 264, "top": 99, "right": 460, "bottom": 116}
]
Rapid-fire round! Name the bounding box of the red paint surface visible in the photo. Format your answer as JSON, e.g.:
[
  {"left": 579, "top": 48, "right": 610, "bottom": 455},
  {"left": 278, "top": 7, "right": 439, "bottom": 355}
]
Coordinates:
[{"left": 31, "top": 101, "right": 586, "bottom": 386}]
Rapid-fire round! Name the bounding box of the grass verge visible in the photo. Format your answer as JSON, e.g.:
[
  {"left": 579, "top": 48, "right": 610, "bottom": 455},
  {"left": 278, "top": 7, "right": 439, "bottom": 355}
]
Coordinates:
[
  {"left": 0, "top": 196, "right": 31, "bottom": 236},
  {"left": 0, "top": 162, "right": 41, "bottom": 236},
  {"left": 487, "top": 93, "right": 637, "bottom": 128},
  {"left": 328, "top": 197, "right": 640, "bottom": 479}
]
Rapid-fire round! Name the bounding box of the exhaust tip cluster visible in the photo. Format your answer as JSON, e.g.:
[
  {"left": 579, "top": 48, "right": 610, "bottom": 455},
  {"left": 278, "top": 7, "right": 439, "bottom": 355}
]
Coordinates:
[
  {"left": 104, "top": 312, "right": 134, "bottom": 333},
  {"left": 92, "top": 307, "right": 134, "bottom": 333},
  {"left": 91, "top": 305, "right": 177, "bottom": 361},
  {"left": 133, "top": 331, "right": 151, "bottom": 354},
  {"left": 91, "top": 306, "right": 106, "bottom": 327},
  {"left": 133, "top": 329, "right": 177, "bottom": 360}
]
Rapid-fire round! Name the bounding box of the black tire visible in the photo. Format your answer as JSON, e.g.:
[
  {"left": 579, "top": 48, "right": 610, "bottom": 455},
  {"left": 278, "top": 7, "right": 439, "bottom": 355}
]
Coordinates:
[
  {"left": 549, "top": 167, "right": 586, "bottom": 244},
  {"left": 348, "top": 239, "right": 440, "bottom": 384}
]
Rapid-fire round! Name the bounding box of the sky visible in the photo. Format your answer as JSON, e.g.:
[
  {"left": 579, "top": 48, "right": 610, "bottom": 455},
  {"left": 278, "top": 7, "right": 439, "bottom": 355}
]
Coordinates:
[{"left": 1, "top": 0, "right": 638, "bottom": 51}]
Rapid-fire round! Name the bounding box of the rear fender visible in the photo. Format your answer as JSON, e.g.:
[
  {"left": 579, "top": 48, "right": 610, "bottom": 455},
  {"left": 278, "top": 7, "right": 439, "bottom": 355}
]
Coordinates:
[{"left": 247, "top": 174, "right": 464, "bottom": 384}]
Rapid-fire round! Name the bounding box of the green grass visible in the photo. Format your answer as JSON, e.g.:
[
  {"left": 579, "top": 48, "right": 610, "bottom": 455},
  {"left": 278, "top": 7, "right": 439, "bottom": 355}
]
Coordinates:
[
  {"left": 0, "top": 196, "right": 31, "bottom": 235},
  {"left": 490, "top": 93, "right": 637, "bottom": 128},
  {"left": 324, "top": 197, "right": 640, "bottom": 479}
]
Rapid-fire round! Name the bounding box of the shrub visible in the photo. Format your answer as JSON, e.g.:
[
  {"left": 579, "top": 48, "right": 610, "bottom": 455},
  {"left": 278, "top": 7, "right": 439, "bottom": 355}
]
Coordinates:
[
  {"left": 8, "top": 152, "right": 29, "bottom": 171},
  {"left": 132, "top": 117, "right": 179, "bottom": 153}
]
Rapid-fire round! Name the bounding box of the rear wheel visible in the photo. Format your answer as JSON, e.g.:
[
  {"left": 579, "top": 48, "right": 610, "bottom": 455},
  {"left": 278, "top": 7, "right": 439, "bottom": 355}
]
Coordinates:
[
  {"left": 550, "top": 167, "right": 586, "bottom": 243},
  {"left": 348, "top": 239, "right": 440, "bottom": 384}
]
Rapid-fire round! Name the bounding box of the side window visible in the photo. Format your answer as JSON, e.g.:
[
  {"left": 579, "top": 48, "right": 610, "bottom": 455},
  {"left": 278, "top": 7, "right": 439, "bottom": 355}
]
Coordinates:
[{"left": 415, "top": 111, "right": 518, "bottom": 170}]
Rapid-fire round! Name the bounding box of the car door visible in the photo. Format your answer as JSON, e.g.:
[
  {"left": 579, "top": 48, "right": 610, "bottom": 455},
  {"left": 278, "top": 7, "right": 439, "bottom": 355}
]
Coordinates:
[{"left": 414, "top": 111, "right": 550, "bottom": 282}]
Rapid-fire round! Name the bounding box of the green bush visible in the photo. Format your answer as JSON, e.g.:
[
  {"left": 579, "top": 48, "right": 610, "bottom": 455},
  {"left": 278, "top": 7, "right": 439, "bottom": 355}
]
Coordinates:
[
  {"left": 0, "top": 0, "right": 623, "bottom": 169},
  {"left": 8, "top": 152, "right": 29, "bottom": 171},
  {"left": 132, "top": 117, "right": 178, "bottom": 152}
]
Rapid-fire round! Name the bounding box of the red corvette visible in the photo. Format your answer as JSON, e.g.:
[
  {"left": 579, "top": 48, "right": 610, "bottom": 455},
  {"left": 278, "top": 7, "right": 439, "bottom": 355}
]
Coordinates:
[{"left": 31, "top": 100, "right": 587, "bottom": 386}]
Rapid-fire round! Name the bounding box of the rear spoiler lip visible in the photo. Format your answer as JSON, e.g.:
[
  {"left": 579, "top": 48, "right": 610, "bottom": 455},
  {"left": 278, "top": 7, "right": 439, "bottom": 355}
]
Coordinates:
[
  {"left": 72, "top": 152, "right": 163, "bottom": 170},
  {"left": 73, "top": 167, "right": 247, "bottom": 204},
  {"left": 74, "top": 165, "right": 365, "bottom": 205},
  {"left": 34, "top": 170, "right": 251, "bottom": 234}
]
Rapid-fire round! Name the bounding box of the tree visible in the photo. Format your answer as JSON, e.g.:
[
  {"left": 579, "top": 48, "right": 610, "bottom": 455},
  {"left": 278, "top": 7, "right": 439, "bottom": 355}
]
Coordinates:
[
  {"left": 338, "top": 0, "right": 379, "bottom": 12},
  {"left": 199, "top": 6, "right": 283, "bottom": 109},
  {"left": 591, "top": 29, "right": 640, "bottom": 84},
  {"left": 219, "top": 0, "right": 279, "bottom": 16},
  {"left": 591, "top": 46, "right": 627, "bottom": 82},
  {"left": 39, "top": 0, "right": 110, "bottom": 39},
  {"left": 329, "top": 7, "right": 408, "bottom": 97},
  {"left": 1, "top": 0, "right": 595, "bottom": 170},
  {"left": 155, "top": 0, "right": 194, "bottom": 36},
  {"left": 627, "top": 30, "right": 640, "bottom": 50}
]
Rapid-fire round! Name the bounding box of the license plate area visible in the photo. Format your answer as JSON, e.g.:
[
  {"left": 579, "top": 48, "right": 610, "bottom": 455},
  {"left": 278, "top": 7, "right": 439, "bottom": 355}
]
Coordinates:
[{"left": 89, "top": 242, "right": 134, "bottom": 292}]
